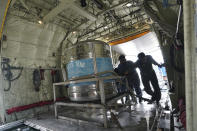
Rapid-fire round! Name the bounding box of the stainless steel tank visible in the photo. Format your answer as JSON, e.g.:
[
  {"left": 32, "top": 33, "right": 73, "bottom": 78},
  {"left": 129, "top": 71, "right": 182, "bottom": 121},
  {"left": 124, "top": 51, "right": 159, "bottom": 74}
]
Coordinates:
[{"left": 64, "top": 40, "right": 117, "bottom": 102}]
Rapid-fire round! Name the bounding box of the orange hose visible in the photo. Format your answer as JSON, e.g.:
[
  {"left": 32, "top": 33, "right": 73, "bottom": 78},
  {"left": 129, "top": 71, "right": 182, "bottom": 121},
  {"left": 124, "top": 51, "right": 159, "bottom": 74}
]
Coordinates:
[{"left": 109, "top": 30, "right": 150, "bottom": 46}]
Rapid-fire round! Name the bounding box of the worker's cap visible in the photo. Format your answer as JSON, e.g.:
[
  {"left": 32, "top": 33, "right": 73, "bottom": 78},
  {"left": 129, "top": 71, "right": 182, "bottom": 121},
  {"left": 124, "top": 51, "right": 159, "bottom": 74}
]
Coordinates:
[
  {"left": 119, "top": 55, "right": 125, "bottom": 60},
  {"left": 138, "top": 52, "right": 145, "bottom": 59}
]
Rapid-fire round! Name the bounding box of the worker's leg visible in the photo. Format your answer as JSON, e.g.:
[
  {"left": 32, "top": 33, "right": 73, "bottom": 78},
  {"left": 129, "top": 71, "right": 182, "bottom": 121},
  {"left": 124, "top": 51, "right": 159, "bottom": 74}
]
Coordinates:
[
  {"left": 126, "top": 77, "right": 138, "bottom": 103},
  {"left": 142, "top": 76, "right": 154, "bottom": 97},
  {"left": 150, "top": 71, "right": 161, "bottom": 102},
  {"left": 133, "top": 77, "right": 142, "bottom": 103},
  {"left": 132, "top": 77, "right": 142, "bottom": 98},
  {"left": 125, "top": 82, "right": 132, "bottom": 103}
]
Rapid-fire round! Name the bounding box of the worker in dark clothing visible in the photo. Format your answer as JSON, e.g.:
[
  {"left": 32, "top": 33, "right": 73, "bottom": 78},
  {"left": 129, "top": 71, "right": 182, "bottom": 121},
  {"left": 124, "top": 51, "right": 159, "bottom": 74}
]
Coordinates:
[
  {"left": 135, "top": 52, "right": 163, "bottom": 104},
  {"left": 115, "top": 55, "right": 142, "bottom": 103}
]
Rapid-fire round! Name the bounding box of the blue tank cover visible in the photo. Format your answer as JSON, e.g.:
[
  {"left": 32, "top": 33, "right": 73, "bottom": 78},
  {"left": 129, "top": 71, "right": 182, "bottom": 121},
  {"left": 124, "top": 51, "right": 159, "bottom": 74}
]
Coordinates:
[
  {"left": 66, "top": 57, "right": 113, "bottom": 79},
  {"left": 66, "top": 57, "right": 114, "bottom": 87}
]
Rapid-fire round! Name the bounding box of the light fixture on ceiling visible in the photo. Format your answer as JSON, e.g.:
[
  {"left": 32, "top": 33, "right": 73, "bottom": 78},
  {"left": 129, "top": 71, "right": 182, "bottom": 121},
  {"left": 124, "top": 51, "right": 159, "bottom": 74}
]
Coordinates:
[
  {"left": 126, "top": 3, "right": 132, "bottom": 7},
  {"left": 72, "top": 31, "right": 77, "bottom": 34},
  {"left": 104, "top": 26, "right": 108, "bottom": 29},
  {"left": 38, "top": 20, "right": 43, "bottom": 24}
]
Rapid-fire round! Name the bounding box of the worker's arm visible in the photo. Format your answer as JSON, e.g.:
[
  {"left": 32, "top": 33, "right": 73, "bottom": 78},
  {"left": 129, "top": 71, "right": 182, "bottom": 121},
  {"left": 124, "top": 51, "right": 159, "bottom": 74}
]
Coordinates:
[
  {"left": 149, "top": 56, "right": 162, "bottom": 67},
  {"left": 116, "top": 62, "right": 131, "bottom": 76},
  {"left": 134, "top": 60, "right": 139, "bottom": 68},
  {"left": 114, "top": 68, "right": 119, "bottom": 74},
  {"left": 115, "top": 65, "right": 125, "bottom": 76}
]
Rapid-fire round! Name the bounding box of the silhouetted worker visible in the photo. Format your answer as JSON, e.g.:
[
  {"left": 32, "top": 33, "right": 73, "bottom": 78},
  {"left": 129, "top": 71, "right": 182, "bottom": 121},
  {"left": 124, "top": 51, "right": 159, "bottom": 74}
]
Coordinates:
[
  {"left": 135, "top": 52, "right": 162, "bottom": 104},
  {"left": 115, "top": 55, "right": 142, "bottom": 103}
]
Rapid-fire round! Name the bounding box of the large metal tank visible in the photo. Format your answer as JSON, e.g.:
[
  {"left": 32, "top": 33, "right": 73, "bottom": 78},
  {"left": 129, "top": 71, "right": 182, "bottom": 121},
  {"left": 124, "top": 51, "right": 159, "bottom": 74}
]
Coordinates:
[{"left": 65, "top": 40, "right": 117, "bottom": 101}]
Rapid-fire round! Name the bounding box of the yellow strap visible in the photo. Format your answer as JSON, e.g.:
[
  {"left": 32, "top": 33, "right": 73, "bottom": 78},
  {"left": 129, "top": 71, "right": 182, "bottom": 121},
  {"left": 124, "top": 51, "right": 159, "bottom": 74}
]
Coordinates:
[{"left": 0, "top": 0, "right": 11, "bottom": 40}]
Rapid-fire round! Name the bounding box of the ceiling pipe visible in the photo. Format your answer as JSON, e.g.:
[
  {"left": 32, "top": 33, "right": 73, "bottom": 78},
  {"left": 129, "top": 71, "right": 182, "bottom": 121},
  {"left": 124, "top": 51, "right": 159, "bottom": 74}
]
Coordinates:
[
  {"left": 83, "top": 20, "right": 149, "bottom": 40},
  {"left": 75, "top": 0, "right": 136, "bottom": 30},
  {"left": 79, "top": 13, "right": 147, "bottom": 39}
]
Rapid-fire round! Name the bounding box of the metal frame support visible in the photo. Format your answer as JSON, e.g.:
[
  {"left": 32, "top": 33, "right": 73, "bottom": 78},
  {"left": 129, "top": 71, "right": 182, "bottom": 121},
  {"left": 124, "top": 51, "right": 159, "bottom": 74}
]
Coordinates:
[
  {"left": 183, "top": 0, "right": 197, "bottom": 130},
  {"left": 58, "top": 116, "right": 103, "bottom": 126},
  {"left": 53, "top": 85, "right": 57, "bottom": 118},
  {"left": 0, "top": 69, "right": 5, "bottom": 123},
  {"left": 52, "top": 75, "right": 135, "bottom": 128},
  {"left": 92, "top": 43, "right": 98, "bottom": 75},
  {"left": 99, "top": 80, "right": 106, "bottom": 104},
  {"left": 61, "top": 68, "right": 68, "bottom": 81},
  {"left": 109, "top": 46, "right": 114, "bottom": 67},
  {"left": 99, "top": 79, "right": 108, "bottom": 128}
]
